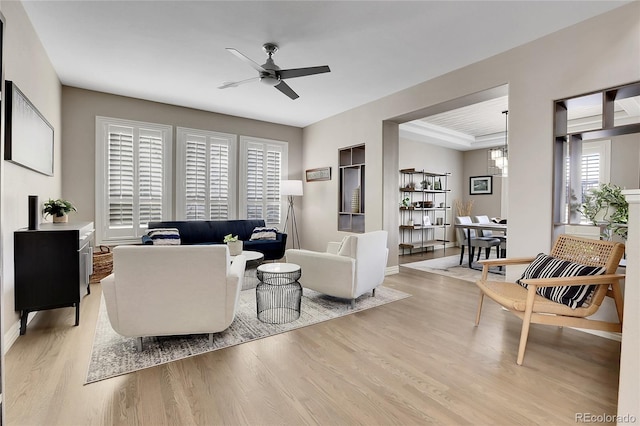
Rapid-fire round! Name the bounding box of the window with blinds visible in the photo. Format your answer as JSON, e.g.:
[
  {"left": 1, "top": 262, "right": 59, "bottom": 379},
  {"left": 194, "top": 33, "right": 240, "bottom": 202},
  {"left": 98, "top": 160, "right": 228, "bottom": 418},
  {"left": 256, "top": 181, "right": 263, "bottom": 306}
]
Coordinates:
[
  {"left": 96, "top": 117, "right": 172, "bottom": 244},
  {"left": 176, "top": 128, "right": 237, "bottom": 220},
  {"left": 240, "top": 136, "right": 288, "bottom": 227}
]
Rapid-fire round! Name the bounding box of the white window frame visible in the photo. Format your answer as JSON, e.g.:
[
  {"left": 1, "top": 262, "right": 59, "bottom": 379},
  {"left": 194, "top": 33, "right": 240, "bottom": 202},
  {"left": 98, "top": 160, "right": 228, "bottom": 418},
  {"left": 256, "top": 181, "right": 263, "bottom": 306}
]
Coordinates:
[
  {"left": 176, "top": 127, "right": 237, "bottom": 220},
  {"left": 239, "top": 136, "right": 288, "bottom": 228},
  {"left": 95, "top": 116, "right": 173, "bottom": 245}
]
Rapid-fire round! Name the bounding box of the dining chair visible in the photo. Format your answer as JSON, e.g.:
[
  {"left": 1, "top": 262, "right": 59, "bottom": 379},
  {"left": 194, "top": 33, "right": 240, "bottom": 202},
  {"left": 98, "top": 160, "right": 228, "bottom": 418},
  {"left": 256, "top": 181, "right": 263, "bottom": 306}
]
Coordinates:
[
  {"left": 474, "top": 215, "right": 507, "bottom": 257},
  {"left": 455, "top": 216, "right": 501, "bottom": 265}
]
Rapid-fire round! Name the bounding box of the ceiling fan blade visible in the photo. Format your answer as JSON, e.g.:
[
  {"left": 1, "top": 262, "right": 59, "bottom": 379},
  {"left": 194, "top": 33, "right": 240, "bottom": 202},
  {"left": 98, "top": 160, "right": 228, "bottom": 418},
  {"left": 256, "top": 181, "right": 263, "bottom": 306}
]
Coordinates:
[
  {"left": 218, "top": 77, "right": 259, "bottom": 89},
  {"left": 278, "top": 66, "right": 331, "bottom": 80},
  {"left": 275, "top": 81, "right": 299, "bottom": 100},
  {"left": 225, "top": 48, "right": 265, "bottom": 72}
]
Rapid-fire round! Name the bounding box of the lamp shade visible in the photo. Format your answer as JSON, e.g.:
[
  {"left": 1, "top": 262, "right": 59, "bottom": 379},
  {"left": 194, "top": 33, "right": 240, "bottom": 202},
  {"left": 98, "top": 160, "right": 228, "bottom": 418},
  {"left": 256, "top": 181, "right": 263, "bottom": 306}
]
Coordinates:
[{"left": 280, "top": 180, "right": 303, "bottom": 196}]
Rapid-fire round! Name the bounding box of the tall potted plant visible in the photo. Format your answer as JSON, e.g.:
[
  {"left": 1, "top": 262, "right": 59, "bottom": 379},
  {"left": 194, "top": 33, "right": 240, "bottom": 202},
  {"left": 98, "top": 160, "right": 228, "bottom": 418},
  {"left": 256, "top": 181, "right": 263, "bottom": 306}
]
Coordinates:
[
  {"left": 43, "top": 198, "right": 77, "bottom": 223},
  {"left": 579, "top": 183, "right": 628, "bottom": 240}
]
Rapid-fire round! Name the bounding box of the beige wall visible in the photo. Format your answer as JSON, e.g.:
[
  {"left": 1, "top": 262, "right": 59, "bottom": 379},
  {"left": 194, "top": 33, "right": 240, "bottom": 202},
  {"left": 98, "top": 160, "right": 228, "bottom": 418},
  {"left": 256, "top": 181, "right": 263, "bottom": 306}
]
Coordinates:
[
  {"left": 610, "top": 134, "right": 640, "bottom": 188},
  {"left": 0, "top": 1, "right": 62, "bottom": 347},
  {"left": 301, "top": 3, "right": 639, "bottom": 267},
  {"left": 462, "top": 149, "right": 504, "bottom": 220},
  {"left": 61, "top": 86, "right": 304, "bottom": 227}
]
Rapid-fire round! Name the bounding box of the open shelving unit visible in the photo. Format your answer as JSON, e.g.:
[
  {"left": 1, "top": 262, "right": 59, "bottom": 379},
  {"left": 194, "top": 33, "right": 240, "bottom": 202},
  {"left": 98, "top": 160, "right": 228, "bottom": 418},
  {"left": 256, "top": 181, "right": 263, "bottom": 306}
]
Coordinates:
[
  {"left": 338, "top": 144, "right": 365, "bottom": 233},
  {"left": 399, "top": 168, "right": 451, "bottom": 255}
]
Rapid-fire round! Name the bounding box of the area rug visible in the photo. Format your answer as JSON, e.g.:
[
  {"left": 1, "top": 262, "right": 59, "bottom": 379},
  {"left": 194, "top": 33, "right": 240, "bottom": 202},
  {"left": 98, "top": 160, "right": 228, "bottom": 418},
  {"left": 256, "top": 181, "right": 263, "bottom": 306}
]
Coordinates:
[
  {"left": 402, "top": 254, "right": 505, "bottom": 283},
  {"left": 86, "top": 286, "right": 410, "bottom": 384}
]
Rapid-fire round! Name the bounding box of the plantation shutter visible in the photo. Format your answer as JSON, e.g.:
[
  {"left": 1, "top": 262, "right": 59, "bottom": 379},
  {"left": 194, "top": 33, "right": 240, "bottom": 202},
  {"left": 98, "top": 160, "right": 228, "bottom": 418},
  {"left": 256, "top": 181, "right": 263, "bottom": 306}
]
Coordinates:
[
  {"left": 97, "top": 117, "right": 172, "bottom": 244},
  {"left": 138, "top": 129, "right": 165, "bottom": 226},
  {"left": 177, "top": 128, "right": 235, "bottom": 220},
  {"left": 581, "top": 153, "right": 600, "bottom": 195},
  {"left": 243, "top": 139, "right": 284, "bottom": 226},
  {"left": 108, "top": 125, "right": 134, "bottom": 227}
]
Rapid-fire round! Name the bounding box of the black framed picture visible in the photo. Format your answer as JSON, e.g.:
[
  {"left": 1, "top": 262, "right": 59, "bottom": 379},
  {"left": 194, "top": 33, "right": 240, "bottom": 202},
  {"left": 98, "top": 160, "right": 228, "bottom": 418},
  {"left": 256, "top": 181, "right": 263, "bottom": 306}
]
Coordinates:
[
  {"left": 4, "top": 80, "right": 54, "bottom": 176},
  {"left": 470, "top": 175, "right": 492, "bottom": 195}
]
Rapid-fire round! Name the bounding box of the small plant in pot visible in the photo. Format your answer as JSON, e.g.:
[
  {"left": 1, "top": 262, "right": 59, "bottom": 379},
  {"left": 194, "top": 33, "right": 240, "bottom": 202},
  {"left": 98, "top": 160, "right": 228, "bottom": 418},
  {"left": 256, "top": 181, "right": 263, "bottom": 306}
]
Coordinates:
[
  {"left": 579, "top": 183, "right": 628, "bottom": 240},
  {"left": 43, "top": 198, "right": 77, "bottom": 223},
  {"left": 223, "top": 233, "right": 243, "bottom": 255}
]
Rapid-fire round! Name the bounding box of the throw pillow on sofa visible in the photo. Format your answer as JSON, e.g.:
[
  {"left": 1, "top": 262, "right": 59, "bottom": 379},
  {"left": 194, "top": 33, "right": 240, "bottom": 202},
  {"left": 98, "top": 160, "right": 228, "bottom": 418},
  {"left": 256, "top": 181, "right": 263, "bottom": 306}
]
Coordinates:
[
  {"left": 147, "top": 228, "right": 181, "bottom": 245},
  {"left": 516, "top": 253, "right": 606, "bottom": 309},
  {"left": 250, "top": 227, "right": 278, "bottom": 240}
]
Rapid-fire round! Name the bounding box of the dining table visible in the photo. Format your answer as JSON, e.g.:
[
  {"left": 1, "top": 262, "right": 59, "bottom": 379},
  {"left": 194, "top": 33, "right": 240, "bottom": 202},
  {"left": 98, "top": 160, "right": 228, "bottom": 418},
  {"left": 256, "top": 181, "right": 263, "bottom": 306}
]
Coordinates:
[{"left": 454, "top": 222, "right": 508, "bottom": 270}]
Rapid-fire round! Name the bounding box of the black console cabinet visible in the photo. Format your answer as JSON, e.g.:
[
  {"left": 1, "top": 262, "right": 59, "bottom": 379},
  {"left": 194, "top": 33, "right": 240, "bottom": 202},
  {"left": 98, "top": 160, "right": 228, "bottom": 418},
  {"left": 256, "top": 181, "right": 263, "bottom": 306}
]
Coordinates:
[{"left": 14, "top": 222, "right": 94, "bottom": 335}]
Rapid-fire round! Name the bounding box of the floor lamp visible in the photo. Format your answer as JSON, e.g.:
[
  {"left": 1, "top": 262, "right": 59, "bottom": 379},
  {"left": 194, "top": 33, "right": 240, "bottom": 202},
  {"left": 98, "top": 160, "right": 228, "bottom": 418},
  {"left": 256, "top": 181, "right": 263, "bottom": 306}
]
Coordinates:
[{"left": 281, "top": 180, "right": 303, "bottom": 249}]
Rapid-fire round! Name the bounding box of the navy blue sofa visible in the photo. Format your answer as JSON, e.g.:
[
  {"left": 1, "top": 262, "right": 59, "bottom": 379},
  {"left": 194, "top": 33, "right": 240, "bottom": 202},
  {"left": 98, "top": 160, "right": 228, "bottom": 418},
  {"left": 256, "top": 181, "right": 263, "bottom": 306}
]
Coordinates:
[{"left": 146, "top": 220, "right": 287, "bottom": 261}]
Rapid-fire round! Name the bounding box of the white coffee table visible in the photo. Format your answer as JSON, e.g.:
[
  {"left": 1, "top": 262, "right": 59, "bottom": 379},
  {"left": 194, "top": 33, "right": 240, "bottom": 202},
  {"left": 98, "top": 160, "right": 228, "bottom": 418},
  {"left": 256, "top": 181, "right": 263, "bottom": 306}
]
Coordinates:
[{"left": 230, "top": 250, "right": 264, "bottom": 289}]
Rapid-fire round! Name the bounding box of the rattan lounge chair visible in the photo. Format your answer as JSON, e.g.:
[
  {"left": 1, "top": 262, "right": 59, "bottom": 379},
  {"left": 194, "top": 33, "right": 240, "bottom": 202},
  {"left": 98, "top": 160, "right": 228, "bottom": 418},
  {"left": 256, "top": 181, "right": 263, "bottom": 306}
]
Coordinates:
[{"left": 475, "top": 234, "right": 625, "bottom": 365}]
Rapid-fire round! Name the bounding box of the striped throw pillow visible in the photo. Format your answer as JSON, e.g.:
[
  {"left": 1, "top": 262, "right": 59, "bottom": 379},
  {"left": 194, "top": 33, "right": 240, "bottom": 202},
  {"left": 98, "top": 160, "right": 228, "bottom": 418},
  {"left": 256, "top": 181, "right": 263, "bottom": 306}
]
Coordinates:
[
  {"left": 147, "top": 228, "right": 181, "bottom": 245},
  {"left": 516, "top": 253, "right": 606, "bottom": 309},
  {"left": 249, "top": 227, "right": 278, "bottom": 240}
]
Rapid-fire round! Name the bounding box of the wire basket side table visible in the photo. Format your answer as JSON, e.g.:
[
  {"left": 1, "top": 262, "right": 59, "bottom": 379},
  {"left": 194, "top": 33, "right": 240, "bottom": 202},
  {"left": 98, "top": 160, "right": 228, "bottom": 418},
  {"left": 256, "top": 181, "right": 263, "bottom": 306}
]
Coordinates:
[{"left": 256, "top": 263, "right": 302, "bottom": 324}]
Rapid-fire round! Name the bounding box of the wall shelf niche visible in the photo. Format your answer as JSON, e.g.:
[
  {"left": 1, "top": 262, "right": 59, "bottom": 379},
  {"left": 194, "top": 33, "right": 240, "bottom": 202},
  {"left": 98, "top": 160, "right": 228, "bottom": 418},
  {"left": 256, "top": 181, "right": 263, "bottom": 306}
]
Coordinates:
[{"left": 338, "top": 144, "right": 365, "bottom": 233}]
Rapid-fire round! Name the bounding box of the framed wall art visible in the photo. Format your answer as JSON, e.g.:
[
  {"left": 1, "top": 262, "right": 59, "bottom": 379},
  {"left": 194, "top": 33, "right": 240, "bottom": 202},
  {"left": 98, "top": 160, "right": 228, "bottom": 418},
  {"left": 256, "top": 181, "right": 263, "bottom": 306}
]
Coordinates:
[
  {"left": 470, "top": 175, "right": 492, "bottom": 195},
  {"left": 305, "top": 166, "right": 331, "bottom": 182},
  {"left": 4, "top": 80, "right": 54, "bottom": 176}
]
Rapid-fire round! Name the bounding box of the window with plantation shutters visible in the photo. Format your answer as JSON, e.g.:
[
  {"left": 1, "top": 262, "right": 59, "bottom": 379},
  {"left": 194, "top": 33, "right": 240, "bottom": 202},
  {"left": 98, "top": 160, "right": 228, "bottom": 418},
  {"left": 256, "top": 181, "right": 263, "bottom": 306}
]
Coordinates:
[
  {"left": 176, "top": 128, "right": 237, "bottom": 220},
  {"left": 565, "top": 140, "right": 610, "bottom": 223},
  {"left": 96, "top": 117, "right": 172, "bottom": 244},
  {"left": 239, "top": 136, "right": 288, "bottom": 228}
]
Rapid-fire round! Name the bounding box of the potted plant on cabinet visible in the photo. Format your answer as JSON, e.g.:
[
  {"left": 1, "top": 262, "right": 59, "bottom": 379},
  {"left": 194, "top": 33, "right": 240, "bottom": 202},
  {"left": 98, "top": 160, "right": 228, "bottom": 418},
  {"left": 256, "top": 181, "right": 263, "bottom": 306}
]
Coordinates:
[
  {"left": 223, "top": 233, "right": 243, "bottom": 255},
  {"left": 43, "top": 198, "right": 77, "bottom": 223},
  {"left": 579, "top": 183, "right": 628, "bottom": 240}
]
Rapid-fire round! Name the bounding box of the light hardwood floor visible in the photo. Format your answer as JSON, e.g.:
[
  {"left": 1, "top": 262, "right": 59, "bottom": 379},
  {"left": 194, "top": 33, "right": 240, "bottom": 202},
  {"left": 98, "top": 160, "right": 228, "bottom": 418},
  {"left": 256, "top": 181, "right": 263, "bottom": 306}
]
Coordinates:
[{"left": 6, "top": 249, "right": 620, "bottom": 425}]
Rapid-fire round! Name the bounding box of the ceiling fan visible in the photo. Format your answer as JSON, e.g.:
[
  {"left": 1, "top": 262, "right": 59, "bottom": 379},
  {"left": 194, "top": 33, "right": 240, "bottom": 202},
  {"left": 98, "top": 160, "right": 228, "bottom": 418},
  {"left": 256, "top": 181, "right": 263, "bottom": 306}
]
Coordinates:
[{"left": 218, "top": 43, "right": 331, "bottom": 100}]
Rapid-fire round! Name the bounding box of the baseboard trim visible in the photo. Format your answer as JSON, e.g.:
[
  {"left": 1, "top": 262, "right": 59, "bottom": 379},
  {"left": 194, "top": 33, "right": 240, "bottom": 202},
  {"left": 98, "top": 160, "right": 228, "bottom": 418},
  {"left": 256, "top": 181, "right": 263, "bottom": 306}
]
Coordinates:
[
  {"left": 574, "top": 328, "right": 622, "bottom": 342},
  {"left": 4, "top": 312, "right": 36, "bottom": 354},
  {"left": 386, "top": 265, "right": 399, "bottom": 275}
]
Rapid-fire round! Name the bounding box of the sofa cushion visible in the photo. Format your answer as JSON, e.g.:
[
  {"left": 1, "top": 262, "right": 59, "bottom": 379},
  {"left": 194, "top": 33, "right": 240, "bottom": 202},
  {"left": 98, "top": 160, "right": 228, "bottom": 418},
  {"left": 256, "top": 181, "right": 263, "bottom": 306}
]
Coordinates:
[
  {"left": 147, "top": 228, "right": 181, "bottom": 245},
  {"left": 250, "top": 227, "right": 278, "bottom": 240},
  {"left": 516, "top": 253, "right": 606, "bottom": 309}
]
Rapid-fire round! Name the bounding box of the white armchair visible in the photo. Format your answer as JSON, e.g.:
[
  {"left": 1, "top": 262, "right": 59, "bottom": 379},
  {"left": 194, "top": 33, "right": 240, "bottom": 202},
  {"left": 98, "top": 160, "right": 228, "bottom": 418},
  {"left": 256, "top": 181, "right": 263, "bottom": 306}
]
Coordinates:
[
  {"left": 101, "top": 245, "right": 246, "bottom": 350},
  {"left": 285, "top": 230, "right": 389, "bottom": 308}
]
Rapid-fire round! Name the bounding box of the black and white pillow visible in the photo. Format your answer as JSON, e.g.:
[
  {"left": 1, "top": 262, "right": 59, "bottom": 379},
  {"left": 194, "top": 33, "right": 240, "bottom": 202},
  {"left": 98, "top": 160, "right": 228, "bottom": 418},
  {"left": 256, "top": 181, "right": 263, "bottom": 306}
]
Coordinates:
[
  {"left": 147, "top": 228, "right": 181, "bottom": 245},
  {"left": 516, "top": 253, "right": 606, "bottom": 309},
  {"left": 249, "top": 227, "right": 278, "bottom": 241}
]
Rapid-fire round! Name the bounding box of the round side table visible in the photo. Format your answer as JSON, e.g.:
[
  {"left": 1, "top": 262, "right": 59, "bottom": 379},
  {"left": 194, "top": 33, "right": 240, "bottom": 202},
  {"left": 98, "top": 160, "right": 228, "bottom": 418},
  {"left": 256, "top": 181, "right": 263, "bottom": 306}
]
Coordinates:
[{"left": 256, "top": 263, "right": 302, "bottom": 324}]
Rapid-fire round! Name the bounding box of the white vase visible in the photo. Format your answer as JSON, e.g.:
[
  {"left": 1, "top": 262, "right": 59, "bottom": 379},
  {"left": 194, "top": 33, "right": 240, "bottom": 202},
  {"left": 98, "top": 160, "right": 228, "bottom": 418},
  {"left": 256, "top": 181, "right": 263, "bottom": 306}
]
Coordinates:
[
  {"left": 53, "top": 214, "right": 68, "bottom": 223},
  {"left": 227, "top": 240, "right": 243, "bottom": 256}
]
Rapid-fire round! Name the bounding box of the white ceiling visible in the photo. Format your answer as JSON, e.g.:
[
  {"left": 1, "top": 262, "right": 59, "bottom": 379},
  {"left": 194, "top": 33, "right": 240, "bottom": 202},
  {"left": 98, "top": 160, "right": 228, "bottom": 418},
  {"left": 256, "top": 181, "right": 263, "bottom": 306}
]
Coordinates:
[{"left": 22, "top": 1, "right": 629, "bottom": 128}]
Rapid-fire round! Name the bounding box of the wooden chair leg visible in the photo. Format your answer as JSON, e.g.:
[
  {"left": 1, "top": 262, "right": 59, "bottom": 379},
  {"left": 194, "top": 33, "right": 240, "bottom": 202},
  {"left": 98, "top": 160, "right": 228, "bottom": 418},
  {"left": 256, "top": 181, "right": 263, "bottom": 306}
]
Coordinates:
[
  {"left": 517, "top": 286, "right": 537, "bottom": 365},
  {"left": 475, "top": 292, "right": 485, "bottom": 326},
  {"left": 610, "top": 282, "right": 624, "bottom": 323}
]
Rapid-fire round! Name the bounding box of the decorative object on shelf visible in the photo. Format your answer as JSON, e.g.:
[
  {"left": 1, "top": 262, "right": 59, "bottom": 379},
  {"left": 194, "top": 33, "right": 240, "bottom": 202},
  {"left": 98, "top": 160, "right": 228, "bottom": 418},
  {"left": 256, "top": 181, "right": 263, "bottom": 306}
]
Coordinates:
[
  {"left": 401, "top": 197, "right": 411, "bottom": 208},
  {"left": 420, "top": 180, "right": 430, "bottom": 190},
  {"left": 454, "top": 199, "right": 474, "bottom": 216},
  {"left": 351, "top": 186, "right": 361, "bottom": 213},
  {"left": 423, "top": 216, "right": 431, "bottom": 226},
  {"left": 305, "top": 167, "right": 331, "bottom": 182},
  {"left": 43, "top": 198, "right": 77, "bottom": 223},
  {"left": 281, "top": 179, "right": 303, "bottom": 248},
  {"left": 407, "top": 218, "right": 414, "bottom": 226},
  {"left": 407, "top": 181, "right": 416, "bottom": 190},
  {"left": 28, "top": 195, "right": 39, "bottom": 230},
  {"left": 223, "top": 234, "right": 243, "bottom": 255},
  {"left": 434, "top": 178, "right": 442, "bottom": 190},
  {"left": 4, "top": 81, "right": 55, "bottom": 176},
  {"left": 436, "top": 217, "right": 444, "bottom": 225},
  {"left": 488, "top": 110, "right": 509, "bottom": 176},
  {"left": 579, "top": 183, "right": 628, "bottom": 240},
  {"left": 470, "top": 176, "right": 493, "bottom": 195}
]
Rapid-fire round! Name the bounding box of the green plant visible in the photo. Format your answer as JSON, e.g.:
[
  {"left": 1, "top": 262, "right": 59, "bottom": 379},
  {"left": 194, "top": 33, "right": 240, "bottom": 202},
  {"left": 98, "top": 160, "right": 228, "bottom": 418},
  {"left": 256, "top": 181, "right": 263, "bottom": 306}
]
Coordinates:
[
  {"left": 401, "top": 197, "right": 411, "bottom": 208},
  {"left": 43, "top": 198, "right": 77, "bottom": 218},
  {"left": 223, "top": 234, "right": 239, "bottom": 243},
  {"left": 579, "top": 183, "right": 628, "bottom": 240}
]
